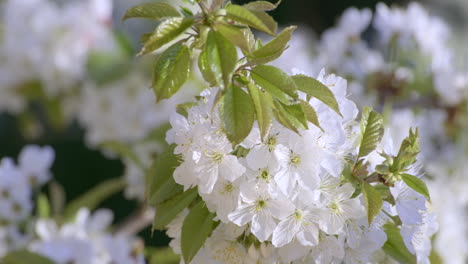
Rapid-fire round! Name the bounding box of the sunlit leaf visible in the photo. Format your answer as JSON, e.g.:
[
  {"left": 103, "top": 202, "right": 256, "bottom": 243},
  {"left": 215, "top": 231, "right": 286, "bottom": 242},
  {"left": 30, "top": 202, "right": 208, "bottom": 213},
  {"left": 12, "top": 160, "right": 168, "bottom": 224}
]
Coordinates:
[
  {"left": 243, "top": 0, "right": 281, "bottom": 11},
  {"left": 292, "top": 74, "right": 341, "bottom": 116},
  {"left": 401, "top": 174, "right": 431, "bottom": 201},
  {"left": 247, "top": 26, "right": 296, "bottom": 65},
  {"left": 223, "top": 85, "right": 255, "bottom": 145},
  {"left": 251, "top": 65, "right": 297, "bottom": 104},
  {"left": 138, "top": 17, "right": 194, "bottom": 56},
  {"left": 246, "top": 81, "right": 273, "bottom": 140},
  {"left": 152, "top": 42, "right": 191, "bottom": 102},
  {"left": 225, "top": 5, "right": 276, "bottom": 35},
  {"left": 273, "top": 101, "right": 307, "bottom": 132},
  {"left": 181, "top": 201, "right": 216, "bottom": 264},
  {"left": 215, "top": 22, "right": 255, "bottom": 52},
  {"left": 361, "top": 181, "right": 383, "bottom": 225},
  {"left": 153, "top": 188, "right": 198, "bottom": 230},
  {"left": 147, "top": 145, "right": 183, "bottom": 206},
  {"left": 358, "top": 107, "right": 384, "bottom": 158},
  {"left": 299, "top": 100, "right": 322, "bottom": 130},
  {"left": 123, "top": 3, "right": 180, "bottom": 21},
  {"left": 383, "top": 223, "right": 416, "bottom": 264},
  {"left": 198, "top": 30, "right": 237, "bottom": 89}
]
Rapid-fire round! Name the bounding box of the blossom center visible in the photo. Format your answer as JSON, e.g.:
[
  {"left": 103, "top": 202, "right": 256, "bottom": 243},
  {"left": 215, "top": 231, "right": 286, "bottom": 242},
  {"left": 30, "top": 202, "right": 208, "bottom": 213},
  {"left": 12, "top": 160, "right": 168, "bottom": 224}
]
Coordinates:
[
  {"left": 293, "top": 210, "right": 303, "bottom": 220},
  {"left": 290, "top": 153, "right": 301, "bottom": 166},
  {"left": 223, "top": 183, "right": 234, "bottom": 193},
  {"left": 266, "top": 135, "right": 277, "bottom": 152},
  {"left": 329, "top": 202, "right": 342, "bottom": 215},
  {"left": 255, "top": 199, "right": 267, "bottom": 211},
  {"left": 208, "top": 151, "right": 224, "bottom": 164},
  {"left": 259, "top": 169, "right": 270, "bottom": 182}
]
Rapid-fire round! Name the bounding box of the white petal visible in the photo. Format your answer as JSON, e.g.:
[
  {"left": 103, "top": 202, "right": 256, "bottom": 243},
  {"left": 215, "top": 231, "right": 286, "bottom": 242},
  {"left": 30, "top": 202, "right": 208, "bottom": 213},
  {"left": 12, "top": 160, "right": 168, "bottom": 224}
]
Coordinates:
[
  {"left": 251, "top": 211, "right": 276, "bottom": 242},
  {"left": 228, "top": 204, "right": 255, "bottom": 226},
  {"left": 173, "top": 161, "right": 197, "bottom": 191},
  {"left": 274, "top": 169, "right": 297, "bottom": 196},
  {"left": 298, "top": 171, "right": 320, "bottom": 191},
  {"left": 219, "top": 155, "right": 246, "bottom": 181},
  {"left": 246, "top": 146, "right": 271, "bottom": 170},
  {"left": 272, "top": 217, "right": 300, "bottom": 247},
  {"left": 198, "top": 166, "right": 219, "bottom": 194},
  {"left": 297, "top": 223, "right": 319, "bottom": 246}
]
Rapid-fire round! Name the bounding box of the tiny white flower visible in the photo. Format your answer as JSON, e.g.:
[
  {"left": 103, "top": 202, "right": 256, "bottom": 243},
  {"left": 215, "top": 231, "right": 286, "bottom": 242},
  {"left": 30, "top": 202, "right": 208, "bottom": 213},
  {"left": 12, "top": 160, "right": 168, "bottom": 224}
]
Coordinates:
[
  {"left": 229, "top": 183, "right": 294, "bottom": 242},
  {"left": 18, "top": 145, "right": 54, "bottom": 186},
  {"left": 272, "top": 204, "right": 320, "bottom": 247},
  {"left": 318, "top": 183, "right": 365, "bottom": 235}
]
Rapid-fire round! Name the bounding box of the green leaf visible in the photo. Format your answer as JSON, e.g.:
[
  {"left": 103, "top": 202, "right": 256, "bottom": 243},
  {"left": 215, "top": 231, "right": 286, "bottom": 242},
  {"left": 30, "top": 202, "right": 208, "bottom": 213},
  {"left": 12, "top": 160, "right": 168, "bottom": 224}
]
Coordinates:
[
  {"left": 401, "top": 174, "right": 431, "bottom": 201},
  {"left": 147, "top": 145, "right": 184, "bottom": 205},
  {"left": 299, "top": 100, "right": 322, "bottom": 130},
  {"left": 215, "top": 22, "right": 255, "bottom": 52},
  {"left": 291, "top": 74, "right": 341, "bottom": 116},
  {"left": 374, "top": 184, "right": 396, "bottom": 205},
  {"left": 231, "top": 145, "right": 251, "bottom": 158},
  {"left": 247, "top": 26, "right": 296, "bottom": 65},
  {"left": 383, "top": 223, "right": 416, "bottom": 264},
  {"left": 361, "top": 181, "right": 383, "bottom": 225},
  {"left": 250, "top": 10, "right": 278, "bottom": 35},
  {"left": 123, "top": 3, "right": 180, "bottom": 21},
  {"left": 176, "top": 102, "right": 197, "bottom": 117},
  {"left": 225, "top": 5, "right": 277, "bottom": 35},
  {"left": 246, "top": 81, "right": 273, "bottom": 140},
  {"left": 63, "top": 178, "right": 126, "bottom": 220},
  {"left": 153, "top": 188, "right": 198, "bottom": 230},
  {"left": 181, "top": 201, "right": 217, "bottom": 264},
  {"left": 392, "top": 128, "right": 420, "bottom": 171},
  {"left": 138, "top": 17, "right": 194, "bottom": 56},
  {"left": 273, "top": 105, "right": 299, "bottom": 134},
  {"left": 153, "top": 42, "right": 191, "bottom": 102},
  {"left": 429, "top": 248, "right": 443, "bottom": 264},
  {"left": 180, "top": 7, "right": 194, "bottom": 17},
  {"left": 198, "top": 30, "right": 237, "bottom": 89},
  {"left": 223, "top": 85, "right": 255, "bottom": 146},
  {"left": 357, "top": 107, "right": 384, "bottom": 158},
  {"left": 397, "top": 128, "right": 420, "bottom": 157},
  {"left": 36, "top": 193, "right": 51, "bottom": 219},
  {"left": 148, "top": 247, "right": 180, "bottom": 264},
  {"left": 251, "top": 65, "right": 297, "bottom": 104},
  {"left": 273, "top": 101, "right": 307, "bottom": 132},
  {"left": 280, "top": 102, "right": 308, "bottom": 129},
  {"left": 243, "top": 0, "right": 281, "bottom": 11},
  {"left": 1, "top": 250, "right": 56, "bottom": 264}
]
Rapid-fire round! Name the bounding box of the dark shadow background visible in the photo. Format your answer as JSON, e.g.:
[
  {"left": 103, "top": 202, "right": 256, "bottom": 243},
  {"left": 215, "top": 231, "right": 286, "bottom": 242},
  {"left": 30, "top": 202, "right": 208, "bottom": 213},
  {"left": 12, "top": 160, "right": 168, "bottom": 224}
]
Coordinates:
[{"left": 0, "top": 0, "right": 408, "bottom": 248}]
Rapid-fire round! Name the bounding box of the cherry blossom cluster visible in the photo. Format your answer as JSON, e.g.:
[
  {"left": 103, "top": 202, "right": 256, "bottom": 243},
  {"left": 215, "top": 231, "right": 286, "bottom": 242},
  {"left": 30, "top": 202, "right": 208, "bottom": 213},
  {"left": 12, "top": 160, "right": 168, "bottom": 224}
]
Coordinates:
[
  {"left": 0, "top": 146, "right": 54, "bottom": 227},
  {"left": 29, "top": 208, "right": 145, "bottom": 264},
  {"left": 273, "top": 4, "right": 468, "bottom": 262},
  {"left": 275, "top": 3, "right": 468, "bottom": 107},
  {"left": 0, "top": 145, "right": 54, "bottom": 256},
  {"left": 165, "top": 70, "right": 436, "bottom": 263},
  {"left": 0, "top": 0, "right": 200, "bottom": 201},
  {"left": 0, "top": 146, "right": 145, "bottom": 263},
  {"left": 76, "top": 72, "right": 198, "bottom": 200},
  {"left": 0, "top": 0, "right": 115, "bottom": 114}
]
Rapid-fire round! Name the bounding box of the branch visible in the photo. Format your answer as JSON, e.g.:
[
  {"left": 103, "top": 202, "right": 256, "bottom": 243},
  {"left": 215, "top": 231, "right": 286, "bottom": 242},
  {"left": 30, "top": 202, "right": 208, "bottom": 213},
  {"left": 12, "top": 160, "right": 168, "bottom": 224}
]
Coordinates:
[{"left": 114, "top": 206, "right": 155, "bottom": 236}]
